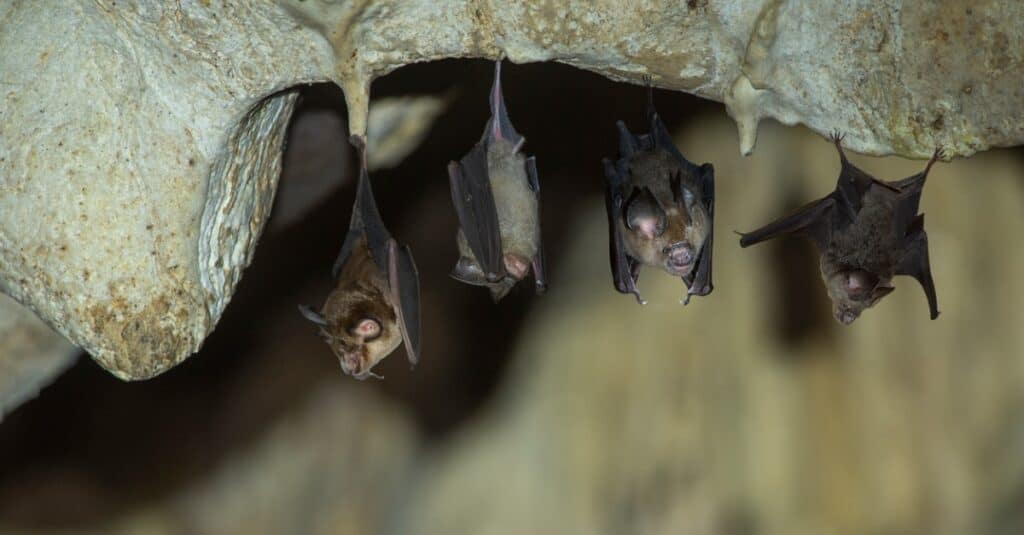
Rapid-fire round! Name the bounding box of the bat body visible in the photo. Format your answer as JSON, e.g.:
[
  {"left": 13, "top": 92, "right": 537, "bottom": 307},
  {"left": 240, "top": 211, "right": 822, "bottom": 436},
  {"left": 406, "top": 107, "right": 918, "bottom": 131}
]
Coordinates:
[
  {"left": 448, "top": 60, "right": 545, "bottom": 302},
  {"left": 602, "top": 82, "right": 715, "bottom": 304},
  {"left": 299, "top": 136, "right": 421, "bottom": 379},
  {"left": 739, "top": 133, "right": 941, "bottom": 324}
]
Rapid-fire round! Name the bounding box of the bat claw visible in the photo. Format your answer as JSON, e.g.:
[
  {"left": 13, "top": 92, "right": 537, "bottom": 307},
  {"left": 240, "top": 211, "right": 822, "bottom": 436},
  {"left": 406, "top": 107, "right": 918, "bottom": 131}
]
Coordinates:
[
  {"left": 830, "top": 130, "right": 847, "bottom": 159},
  {"left": 925, "top": 146, "right": 945, "bottom": 175}
]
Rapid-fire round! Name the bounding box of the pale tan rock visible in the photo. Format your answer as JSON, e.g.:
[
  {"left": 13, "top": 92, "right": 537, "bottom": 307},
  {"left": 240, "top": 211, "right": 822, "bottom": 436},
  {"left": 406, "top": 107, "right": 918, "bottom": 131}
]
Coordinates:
[
  {"left": 1, "top": 0, "right": 1021, "bottom": 378},
  {"left": 0, "top": 294, "right": 78, "bottom": 419}
]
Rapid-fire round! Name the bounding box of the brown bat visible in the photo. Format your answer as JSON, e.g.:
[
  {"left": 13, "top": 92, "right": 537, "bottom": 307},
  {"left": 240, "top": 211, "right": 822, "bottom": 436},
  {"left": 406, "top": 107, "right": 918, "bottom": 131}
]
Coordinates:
[
  {"left": 299, "top": 135, "right": 421, "bottom": 379},
  {"left": 448, "top": 60, "right": 546, "bottom": 302},
  {"left": 739, "top": 132, "right": 941, "bottom": 324},
  {"left": 602, "top": 80, "right": 715, "bottom": 305}
]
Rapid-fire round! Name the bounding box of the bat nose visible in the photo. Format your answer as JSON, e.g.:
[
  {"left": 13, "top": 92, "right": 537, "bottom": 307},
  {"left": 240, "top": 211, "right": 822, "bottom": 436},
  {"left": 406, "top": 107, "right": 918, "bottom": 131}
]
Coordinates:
[{"left": 664, "top": 242, "right": 693, "bottom": 265}]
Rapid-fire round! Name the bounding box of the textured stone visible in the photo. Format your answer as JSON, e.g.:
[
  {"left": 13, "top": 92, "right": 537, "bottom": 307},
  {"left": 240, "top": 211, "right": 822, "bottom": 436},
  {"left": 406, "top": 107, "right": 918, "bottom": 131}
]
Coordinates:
[
  {"left": 1, "top": 0, "right": 1021, "bottom": 378},
  {"left": 0, "top": 294, "right": 78, "bottom": 419}
]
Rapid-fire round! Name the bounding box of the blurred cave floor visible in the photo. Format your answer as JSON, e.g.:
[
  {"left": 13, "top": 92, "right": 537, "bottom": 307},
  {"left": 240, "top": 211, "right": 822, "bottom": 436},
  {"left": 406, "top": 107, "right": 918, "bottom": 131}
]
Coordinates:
[{"left": 0, "top": 60, "right": 1023, "bottom": 534}]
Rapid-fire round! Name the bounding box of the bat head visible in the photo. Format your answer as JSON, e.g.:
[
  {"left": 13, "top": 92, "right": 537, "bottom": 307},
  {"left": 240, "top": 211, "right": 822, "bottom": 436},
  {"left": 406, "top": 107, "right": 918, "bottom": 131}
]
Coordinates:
[
  {"left": 300, "top": 283, "right": 402, "bottom": 379},
  {"left": 824, "top": 268, "right": 895, "bottom": 325},
  {"left": 621, "top": 172, "right": 710, "bottom": 279}
]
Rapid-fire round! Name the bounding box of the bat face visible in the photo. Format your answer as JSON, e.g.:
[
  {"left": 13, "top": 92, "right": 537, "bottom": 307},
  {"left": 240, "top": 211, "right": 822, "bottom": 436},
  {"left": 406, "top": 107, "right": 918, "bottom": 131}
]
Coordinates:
[
  {"left": 738, "top": 133, "right": 941, "bottom": 324},
  {"left": 322, "top": 249, "right": 402, "bottom": 377},
  {"left": 302, "top": 238, "right": 403, "bottom": 379},
  {"left": 448, "top": 60, "right": 546, "bottom": 302},
  {"left": 300, "top": 135, "right": 421, "bottom": 379},
  {"left": 822, "top": 262, "right": 895, "bottom": 325},
  {"left": 603, "top": 89, "right": 716, "bottom": 306},
  {"left": 619, "top": 151, "right": 710, "bottom": 279}
]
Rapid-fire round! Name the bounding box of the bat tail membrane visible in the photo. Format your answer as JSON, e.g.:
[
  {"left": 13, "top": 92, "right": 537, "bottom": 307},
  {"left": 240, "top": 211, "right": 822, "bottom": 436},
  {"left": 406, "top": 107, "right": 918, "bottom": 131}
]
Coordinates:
[
  {"left": 487, "top": 59, "right": 524, "bottom": 147},
  {"left": 387, "top": 239, "right": 422, "bottom": 365},
  {"left": 527, "top": 156, "right": 547, "bottom": 294},
  {"left": 897, "top": 215, "right": 940, "bottom": 320}
]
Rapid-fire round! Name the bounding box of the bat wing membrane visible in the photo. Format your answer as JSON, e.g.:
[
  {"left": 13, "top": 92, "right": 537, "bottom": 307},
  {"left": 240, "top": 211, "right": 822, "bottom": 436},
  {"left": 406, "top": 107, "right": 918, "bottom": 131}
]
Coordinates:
[
  {"left": 603, "top": 158, "right": 645, "bottom": 304},
  {"left": 448, "top": 143, "right": 505, "bottom": 282},
  {"left": 525, "top": 156, "right": 547, "bottom": 293},
  {"left": 739, "top": 196, "right": 837, "bottom": 252},
  {"left": 388, "top": 240, "right": 422, "bottom": 364},
  {"left": 682, "top": 163, "right": 715, "bottom": 302},
  {"left": 896, "top": 215, "right": 939, "bottom": 320}
]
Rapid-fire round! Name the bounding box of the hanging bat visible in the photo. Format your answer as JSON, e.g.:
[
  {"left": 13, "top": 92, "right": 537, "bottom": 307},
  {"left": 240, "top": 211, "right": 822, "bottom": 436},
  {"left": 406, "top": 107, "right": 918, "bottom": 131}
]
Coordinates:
[
  {"left": 602, "top": 80, "right": 715, "bottom": 305},
  {"left": 298, "top": 135, "right": 421, "bottom": 379},
  {"left": 447, "top": 60, "right": 545, "bottom": 302},
  {"left": 738, "top": 132, "right": 941, "bottom": 324}
]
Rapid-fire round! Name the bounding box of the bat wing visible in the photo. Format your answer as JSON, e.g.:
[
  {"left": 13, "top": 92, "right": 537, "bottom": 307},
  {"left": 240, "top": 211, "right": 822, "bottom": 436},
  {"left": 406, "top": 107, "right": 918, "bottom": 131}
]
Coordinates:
[
  {"left": 603, "top": 157, "right": 645, "bottom": 304},
  {"left": 896, "top": 215, "right": 939, "bottom": 320},
  {"left": 648, "top": 109, "right": 702, "bottom": 176},
  {"left": 332, "top": 228, "right": 363, "bottom": 279},
  {"left": 387, "top": 239, "right": 422, "bottom": 364},
  {"left": 738, "top": 196, "right": 837, "bottom": 251},
  {"left": 485, "top": 60, "right": 523, "bottom": 147},
  {"left": 525, "top": 156, "right": 547, "bottom": 293},
  {"left": 344, "top": 136, "right": 392, "bottom": 275},
  {"left": 682, "top": 163, "right": 715, "bottom": 303},
  {"left": 888, "top": 166, "right": 930, "bottom": 237},
  {"left": 833, "top": 158, "right": 879, "bottom": 226},
  {"left": 448, "top": 142, "right": 505, "bottom": 282}
]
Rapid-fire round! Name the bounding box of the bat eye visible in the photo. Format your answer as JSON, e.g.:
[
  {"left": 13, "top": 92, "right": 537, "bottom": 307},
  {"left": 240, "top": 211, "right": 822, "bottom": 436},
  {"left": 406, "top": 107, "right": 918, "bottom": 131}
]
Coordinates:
[{"left": 353, "top": 318, "right": 381, "bottom": 341}]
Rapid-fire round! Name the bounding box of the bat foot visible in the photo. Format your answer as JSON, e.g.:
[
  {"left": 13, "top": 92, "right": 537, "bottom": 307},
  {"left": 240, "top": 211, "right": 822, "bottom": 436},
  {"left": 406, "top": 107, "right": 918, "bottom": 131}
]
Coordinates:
[
  {"left": 925, "top": 146, "right": 945, "bottom": 175},
  {"left": 830, "top": 130, "right": 847, "bottom": 158}
]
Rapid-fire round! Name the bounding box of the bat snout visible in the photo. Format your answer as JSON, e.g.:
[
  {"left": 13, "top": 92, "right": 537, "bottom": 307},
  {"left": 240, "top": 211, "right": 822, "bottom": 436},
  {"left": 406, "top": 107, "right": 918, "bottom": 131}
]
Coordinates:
[{"left": 663, "top": 242, "right": 695, "bottom": 275}]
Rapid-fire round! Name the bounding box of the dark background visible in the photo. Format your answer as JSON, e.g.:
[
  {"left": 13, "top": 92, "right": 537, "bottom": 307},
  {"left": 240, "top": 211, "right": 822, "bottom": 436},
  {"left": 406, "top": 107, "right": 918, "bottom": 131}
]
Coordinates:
[{"left": 0, "top": 60, "right": 720, "bottom": 527}]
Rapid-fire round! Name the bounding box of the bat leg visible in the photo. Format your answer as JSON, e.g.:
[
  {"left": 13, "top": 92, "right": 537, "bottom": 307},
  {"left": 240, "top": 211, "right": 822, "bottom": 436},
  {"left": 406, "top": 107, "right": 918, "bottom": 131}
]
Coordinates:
[
  {"left": 830, "top": 130, "right": 847, "bottom": 160},
  {"left": 487, "top": 60, "right": 524, "bottom": 146},
  {"left": 925, "top": 146, "right": 944, "bottom": 175}
]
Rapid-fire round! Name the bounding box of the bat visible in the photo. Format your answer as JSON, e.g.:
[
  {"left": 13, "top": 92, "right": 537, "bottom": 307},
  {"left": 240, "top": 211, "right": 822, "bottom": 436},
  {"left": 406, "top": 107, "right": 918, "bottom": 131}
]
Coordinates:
[
  {"left": 602, "top": 79, "right": 715, "bottom": 305},
  {"left": 447, "top": 60, "right": 546, "bottom": 302},
  {"left": 298, "top": 135, "right": 421, "bottom": 379},
  {"left": 738, "top": 132, "right": 941, "bottom": 324}
]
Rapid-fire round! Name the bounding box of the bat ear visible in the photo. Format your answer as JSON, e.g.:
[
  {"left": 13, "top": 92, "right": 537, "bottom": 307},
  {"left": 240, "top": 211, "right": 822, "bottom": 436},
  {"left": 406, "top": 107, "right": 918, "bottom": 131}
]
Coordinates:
[
  {"left": 625, "top": 187, "right": 666, "bottom": 239},
  {"left": 298, "top": 305, "right": 328, "bottom": 326},
  {"left": 868, "top": 285, "right": 895, "bottom": 305}
]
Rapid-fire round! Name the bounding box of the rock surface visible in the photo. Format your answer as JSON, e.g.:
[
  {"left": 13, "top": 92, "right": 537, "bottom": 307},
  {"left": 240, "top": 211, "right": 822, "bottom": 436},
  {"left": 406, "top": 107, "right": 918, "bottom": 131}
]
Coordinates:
[
  {"left": 1, "top": 0, "right": 1021, "bottom": 377},
  {"left": 0, "top": 294, "right": 78, "bottom": 419}
]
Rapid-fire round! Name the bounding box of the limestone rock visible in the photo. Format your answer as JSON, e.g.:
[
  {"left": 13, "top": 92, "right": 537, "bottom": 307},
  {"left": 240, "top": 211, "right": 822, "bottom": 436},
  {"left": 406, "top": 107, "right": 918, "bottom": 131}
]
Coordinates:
[{"left": 1, "top": 0, "right": 1021, "bottom": 378}]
